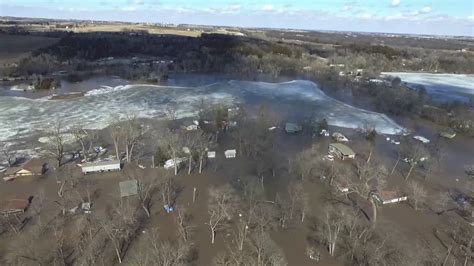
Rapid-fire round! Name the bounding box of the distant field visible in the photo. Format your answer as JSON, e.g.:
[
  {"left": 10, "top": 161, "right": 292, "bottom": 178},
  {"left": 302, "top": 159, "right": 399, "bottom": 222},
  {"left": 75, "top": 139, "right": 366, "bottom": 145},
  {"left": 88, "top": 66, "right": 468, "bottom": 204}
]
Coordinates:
[
  {"left": 60, "top": 24, "right": 202, "bottom": 37},
  {"left": 0, "top": 34, "right": 59, "bottom": 65}
]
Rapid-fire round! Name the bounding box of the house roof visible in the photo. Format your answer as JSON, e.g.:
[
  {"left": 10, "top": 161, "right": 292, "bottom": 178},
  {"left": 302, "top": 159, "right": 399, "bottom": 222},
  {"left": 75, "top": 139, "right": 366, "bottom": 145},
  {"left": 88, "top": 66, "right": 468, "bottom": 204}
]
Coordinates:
[
  {"left": 5, "top": 167, "right": 21, "bottom": 176},
  {"left": 330, "top": 143, "right": 355, "bottom": 156},
  {"left": 285, "top": 123, "right": 301, "bottom": 132},
  {"left": 0, "top": 199, "right": 29, "bottom": 213},
  {"left": 119, "top": 180, "right": 138, "bottom": 197},
  {"left": 378, "top": 190, "right": 402, "bottom": 201},
  {"left": 21, "top": 158, "right": 46, "bottom": 174},
  {"left": 82, "top": 160, "right": 120, "bottom": 168}
]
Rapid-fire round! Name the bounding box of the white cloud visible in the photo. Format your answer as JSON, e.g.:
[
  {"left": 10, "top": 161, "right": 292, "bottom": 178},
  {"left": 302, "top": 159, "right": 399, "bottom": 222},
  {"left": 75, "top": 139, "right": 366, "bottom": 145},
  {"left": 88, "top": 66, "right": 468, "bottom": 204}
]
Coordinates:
[
  {"left": 390, "top": 0, "right": 400, "bottom": 7},
  {"left": 342, "top": 5, "right": 351, "bottom": 11},
  {"left": 121, "top": 6, "right": 137, "bottom": 11},
  {"left": 420, "top": 6, "right": 432, "bottom": 13},
  {"left": 468, "top": 15, "right": 474, "bottom": 21},
  {"left": 260, "top": 4, "right": 275, "bottom": 12}
]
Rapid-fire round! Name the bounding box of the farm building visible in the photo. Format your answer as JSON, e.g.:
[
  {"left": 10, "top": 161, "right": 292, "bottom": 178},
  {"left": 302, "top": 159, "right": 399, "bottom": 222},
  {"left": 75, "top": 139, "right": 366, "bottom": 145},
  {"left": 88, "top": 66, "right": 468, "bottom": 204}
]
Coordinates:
[
  {"left": 285, "top": 123, "right": 302, "bottom": 134},
  {"left": 0, "top": 198, "right": 30, "bottom": 215},
  {"left": 81, "top": 160, "right": 121, "bottom": 174},
  {"left": 372, "top": 190, "right": 407, "bottom": 205},
  {"left": 4, "top": 158, "right": 47, "bottom": 180},
  {"left": 329, "top": 143, "right": 356, "bottom": 160}
]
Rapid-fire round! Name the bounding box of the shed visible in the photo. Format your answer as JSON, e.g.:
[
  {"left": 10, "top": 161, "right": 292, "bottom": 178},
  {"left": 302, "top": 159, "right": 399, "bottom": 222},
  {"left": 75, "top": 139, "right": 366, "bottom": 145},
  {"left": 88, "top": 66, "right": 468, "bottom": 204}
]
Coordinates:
[
  {"left": 81, "top": 160, "right": 121, "bottom": 174},
  {"left": 224, "top": 149, "right": 236, "bottom": 158},
  {"left": 207, "top": 151, "right": 216, "bottom": 158},
  {"left": 439, "top": 128, "right": 456, "bottom": 139},
  {"left": 119, "top": 180, "right": 138, "bottom": 197},
  {"left": 329, "top": 143, "right": 355, "bottom": 160},
  {"left": 285, "top": 123, "right": 302, "bottom": 134},
  {"left": 372, "top": 190, "right": 407, "bottom": 205}
]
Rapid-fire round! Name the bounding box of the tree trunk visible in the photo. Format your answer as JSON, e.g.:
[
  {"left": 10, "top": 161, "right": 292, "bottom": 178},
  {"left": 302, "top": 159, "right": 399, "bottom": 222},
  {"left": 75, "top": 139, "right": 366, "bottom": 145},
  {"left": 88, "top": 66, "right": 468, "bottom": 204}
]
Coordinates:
[
  {"left": 199, "top": 156, "right": 203, "bottom": 174},
  {"left": 390, "top": 157, "right": 400, "bottom": 175},
  {"left": 188, "top": 156, "right": 192, "bottom": 175},
  {"left": 114, "top": 141, "right": 120, "bottom": 161},
  {"left": 367, "top": 148, "right": 373, "bottom": 164},
  {"left": 370, "top": 198, "right": 377, "bottom": 228},
  {"left": 211, "top": 228, "right": 215, "bottom": 244},
  {"left": 405, "top": 164, "right": 415, "bottom": 181}
]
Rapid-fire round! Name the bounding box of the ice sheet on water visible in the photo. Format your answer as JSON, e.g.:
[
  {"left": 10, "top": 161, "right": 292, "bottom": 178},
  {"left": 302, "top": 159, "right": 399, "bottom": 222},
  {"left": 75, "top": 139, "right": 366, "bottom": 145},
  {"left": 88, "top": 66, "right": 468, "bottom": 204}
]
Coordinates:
[
  {"left": 0, "top": 80, "right": 405, "bottom": 145},
  {"left": 381, "top": 72, "right": 474, "bottom": 101}
]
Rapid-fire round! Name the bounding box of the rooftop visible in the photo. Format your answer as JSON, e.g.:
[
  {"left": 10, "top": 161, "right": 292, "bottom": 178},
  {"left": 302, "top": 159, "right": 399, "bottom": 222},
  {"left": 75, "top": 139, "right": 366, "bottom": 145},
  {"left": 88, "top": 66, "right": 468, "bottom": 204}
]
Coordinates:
[
  {"left": 329, "top": 143, "right": 355, "bottom": 156},
  {"left": 82, "top": 160, "right": 121, "bottom": 167}
]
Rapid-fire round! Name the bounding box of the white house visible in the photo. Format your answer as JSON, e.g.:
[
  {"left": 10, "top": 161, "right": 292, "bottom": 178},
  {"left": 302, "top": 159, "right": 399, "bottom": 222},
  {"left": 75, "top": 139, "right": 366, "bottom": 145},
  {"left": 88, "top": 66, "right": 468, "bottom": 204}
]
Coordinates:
[
  {"left": 224, "top": 149, "right": 236, "bottom": 158},
  {"left": 164, "top": 158, "right": 186, "bottom": 170},
  {"left": 207, "top": 151, "right": 216, "bottom": 158},
  {"left": 81, "top": 160, "right": 121, "bottom": 174}
]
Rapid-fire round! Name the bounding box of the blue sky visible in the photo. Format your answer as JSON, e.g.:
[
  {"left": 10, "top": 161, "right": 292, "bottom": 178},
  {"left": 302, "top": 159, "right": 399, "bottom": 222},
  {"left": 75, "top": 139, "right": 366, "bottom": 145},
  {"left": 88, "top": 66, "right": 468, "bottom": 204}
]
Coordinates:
[{"left": 1, "top": 0, "right": 473, "bottom": 36}]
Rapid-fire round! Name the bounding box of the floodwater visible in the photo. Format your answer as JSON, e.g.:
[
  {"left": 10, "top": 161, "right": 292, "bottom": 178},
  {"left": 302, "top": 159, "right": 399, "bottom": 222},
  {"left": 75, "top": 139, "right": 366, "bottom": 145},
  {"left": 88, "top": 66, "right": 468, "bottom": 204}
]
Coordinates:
[
  {"left": 0, "top": 75, "right": 405, "bottom": 150},
  {"left": 381, "top": 72, "right": 474, "bottom": 102}
]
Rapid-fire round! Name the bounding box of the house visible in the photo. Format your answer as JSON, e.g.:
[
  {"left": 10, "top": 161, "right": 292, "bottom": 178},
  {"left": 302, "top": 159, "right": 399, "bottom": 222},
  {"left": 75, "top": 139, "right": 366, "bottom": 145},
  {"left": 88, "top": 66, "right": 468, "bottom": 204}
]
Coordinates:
[
  {"left": 0, "top": 198, "right": 30, "bottom": 215},
  {"left": 207, "top": 151, "right": 216, "bottom": 158},
  {"left": 182, "top": 119, "right": 199, "bottom": 131},
  {"left": 329, "top": 143, "right": 356, "bottom": 160},
  {"left": 439, "top": 128, "right": 456, "bottom": 139},
  {"left": 81, "top": 160, "right": 121, "bottom": 174},
  {"left": 224, "top": 149, "right": 237, "bottom": 158},
  {"left": 372, "top": 190, "right": 407, "bottom": 205},
  {"left": 285, "top": 123, "right": 302, "bottom": 134},
  {"left": 4, "top": 158, "right": 47, "bottom": 179},
  {"left": 332, "top": 132, "right": 349, "bottom": 142},
  {"left": 413, "top": 135, "right": 430, "bottom": 144}
]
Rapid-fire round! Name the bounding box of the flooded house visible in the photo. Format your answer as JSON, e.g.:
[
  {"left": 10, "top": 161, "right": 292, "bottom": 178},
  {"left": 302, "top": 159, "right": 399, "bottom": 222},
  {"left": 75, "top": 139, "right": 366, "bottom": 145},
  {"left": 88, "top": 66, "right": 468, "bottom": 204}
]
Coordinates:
[
  {"left": 182, "top": 120, "right": 199, "bottom": 131},
  {"left": 0, "top": 197, "right": 30, "bottom": 215},
  {"left": 285, "top": 123, "right": 302, "bottom": 134},
  {"left": 332, "top": 132, "right": 349, "bottom": 142},
  {"left": 439, "top": 128, "right": 456, "bottom": 139},
  {"left": 224, "top": 149, "right": 237, "bottom": 158},
  {"left": 4, "top": 158, "right": 47, "bottom": 180},
  {"left": 372, "top": 190, "right": 407, "bottom": 205},
  {"left": 329, "top": 143, "right": 356, "bottom": 160},
  {"left": 80, "top": 160, "right": 121, "bottom": 174}
]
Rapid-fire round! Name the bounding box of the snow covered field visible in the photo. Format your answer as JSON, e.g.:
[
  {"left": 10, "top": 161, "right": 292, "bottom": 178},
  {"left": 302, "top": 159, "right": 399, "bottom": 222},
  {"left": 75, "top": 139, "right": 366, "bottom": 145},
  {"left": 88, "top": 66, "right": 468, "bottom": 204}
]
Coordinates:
[
  {"left": 381, "top": 72, "right": 474, "bottom": 102},
  {"left": 0, "top": 80, "right": 405, "bottom": 145}
]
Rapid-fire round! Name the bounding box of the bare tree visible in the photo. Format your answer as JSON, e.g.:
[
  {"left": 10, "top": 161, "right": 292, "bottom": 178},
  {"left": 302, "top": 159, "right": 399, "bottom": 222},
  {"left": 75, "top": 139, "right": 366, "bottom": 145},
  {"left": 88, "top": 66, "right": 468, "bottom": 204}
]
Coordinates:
[
  {"left": 137, "top": 175, "right": 159, "bottom": 217},
  {"left": 1, "top": 144, "right": 17, "bottom": 166},
  {"left": 248, "top": 230, "right": 287, "bottom": 266},
  {"left": 122, "top": 114, "right": 148, "bottom": 163},
  {"left": 193, "top": 130, "right": 212, "bottom": 174},
  {"left": 350, "top": 161, "right": 388, "bottom": 228},
  {"left": 71, "top": 123, "right": 94, "bottom": 162},
  {"left": 162, "top": 129, "right": 184, "bottom": 175},
  {"left": 46, "top": 120, "right": 66, "bottom": 168},
  {"left": 289, "top": 148, "right": 317, "bottom": 181},
  {"left": 208, "top": 184, "right": 239, "bottom": 244},
  {"left": 109, "top": 118, "right": 122, "bottom": 160},
  {"left": 174, "top": 206, "right": 193, "bottom": 243},
  {"left": 407, "top": 180, "right": 427, "bottom": 211},
  {"left": 401, "top": 141, "right": 429, "bottom": 181},
  {"left": 318, "top": 206, "right": 345, "bottom": 256}
]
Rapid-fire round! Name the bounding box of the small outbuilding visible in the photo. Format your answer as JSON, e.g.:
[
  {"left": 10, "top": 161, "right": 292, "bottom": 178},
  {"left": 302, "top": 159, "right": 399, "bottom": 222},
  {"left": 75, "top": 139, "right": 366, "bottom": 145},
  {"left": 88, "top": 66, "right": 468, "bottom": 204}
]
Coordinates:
[
  {"left": 329, "top": 143, "right": 356, "bottom": 160},
  {"left": 119, "top": 180, "right": 138, "bottom": 197},
  {"left": 413, "top": 135, "right": 430, "bottom": 144},
  {"left": 81, "top": 160, "right": 121, "bottom": 174},
  {"left": 372, "top": 190, "right": 407, "bottom": 205},
  {"left": 224, "top": 149, "right": 237, "bottom": 158},
  {"left": 439, "top": 128, "right": 456, "bottom": 139},
  {"left": 207, "top": 151, "right": 216, "bottom": 159},
  {"left": 285, "top": 123, "right": 302, "bottom": 134}
]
